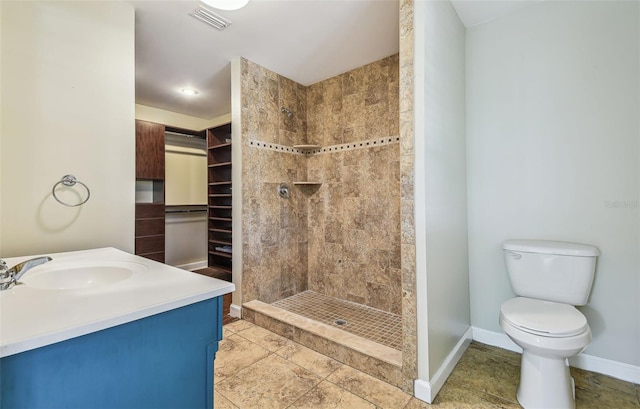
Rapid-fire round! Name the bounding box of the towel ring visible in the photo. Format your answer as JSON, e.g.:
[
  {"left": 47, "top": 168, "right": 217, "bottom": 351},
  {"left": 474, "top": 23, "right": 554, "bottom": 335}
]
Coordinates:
[{"left": 52, "top": 175, "right": 91, "bottom": 207}]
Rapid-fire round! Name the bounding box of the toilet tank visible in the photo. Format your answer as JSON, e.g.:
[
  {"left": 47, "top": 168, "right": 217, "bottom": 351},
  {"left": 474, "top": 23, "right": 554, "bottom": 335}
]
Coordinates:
[{"left": 503, "top": 240, "right": 600, "bottom": 306}]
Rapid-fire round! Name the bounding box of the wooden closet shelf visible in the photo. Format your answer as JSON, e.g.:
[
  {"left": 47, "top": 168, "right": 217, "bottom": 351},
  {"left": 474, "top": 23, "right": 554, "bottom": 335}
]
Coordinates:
[
  {"left": 209, "top": 228, "right": 232, "bottom": 234},
  {"left": 209, "top": 251, "right": 232, "bottom": 259},
  {"left": 208, "top": 142, "right": 232, "bottom": 150},
  {"left": 209, "top": 239, "right": 232, "bottom": 246},
  {"left": 208, "top": 162, "right": 232, "bottom": 168}
]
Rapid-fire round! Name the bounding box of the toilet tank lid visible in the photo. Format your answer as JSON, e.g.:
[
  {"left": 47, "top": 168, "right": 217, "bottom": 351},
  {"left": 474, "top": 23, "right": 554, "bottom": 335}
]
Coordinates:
[{"left": 503, "top": 240, "right": 600, "bottom": 257}]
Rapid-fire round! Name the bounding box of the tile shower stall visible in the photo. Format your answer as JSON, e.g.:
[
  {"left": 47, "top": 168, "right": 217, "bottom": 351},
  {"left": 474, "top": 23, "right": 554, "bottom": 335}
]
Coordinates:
[{"left": 239, "top": 55, "right": 411, "bottom": 389}]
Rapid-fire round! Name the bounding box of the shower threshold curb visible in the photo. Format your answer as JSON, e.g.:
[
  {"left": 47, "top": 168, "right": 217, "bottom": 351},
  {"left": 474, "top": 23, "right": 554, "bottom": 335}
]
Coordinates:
[{"left": 242, "top": 300, "right": 402, "bottom": 367}]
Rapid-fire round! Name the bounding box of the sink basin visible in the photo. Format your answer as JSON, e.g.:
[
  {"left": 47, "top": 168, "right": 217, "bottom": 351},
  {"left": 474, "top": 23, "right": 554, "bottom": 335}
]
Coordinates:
[{"left": 21, "top": 261, "right": 147, "bottom": 290}]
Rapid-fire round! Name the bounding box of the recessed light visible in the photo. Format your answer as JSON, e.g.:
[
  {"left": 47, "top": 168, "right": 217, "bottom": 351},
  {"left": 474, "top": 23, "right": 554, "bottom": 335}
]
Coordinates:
[{"left": 181, "top": 88, "right": 199, "bottom": 96}]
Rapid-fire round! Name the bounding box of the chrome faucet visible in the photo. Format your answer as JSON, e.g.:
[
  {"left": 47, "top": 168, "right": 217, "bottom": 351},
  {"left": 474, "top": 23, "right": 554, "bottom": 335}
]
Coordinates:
[{"left": 0, "top": 256, "right": 52, "bottom": 290}]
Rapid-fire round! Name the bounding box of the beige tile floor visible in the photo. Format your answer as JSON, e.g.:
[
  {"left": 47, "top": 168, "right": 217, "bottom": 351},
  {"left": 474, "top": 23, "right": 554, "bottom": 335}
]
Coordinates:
[{"left": 215, "top": 320, "right": 640, "bottom": 409}]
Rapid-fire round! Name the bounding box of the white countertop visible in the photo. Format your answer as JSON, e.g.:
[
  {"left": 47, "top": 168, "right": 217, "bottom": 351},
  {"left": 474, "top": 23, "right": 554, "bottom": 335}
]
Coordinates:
[{"left": 0, "top": 248, "right": 235, "bottom": 358}]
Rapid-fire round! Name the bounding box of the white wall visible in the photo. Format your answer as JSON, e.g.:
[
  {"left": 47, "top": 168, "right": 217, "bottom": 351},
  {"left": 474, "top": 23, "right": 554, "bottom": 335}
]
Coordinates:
[
  {"left": 0, "top": 1, "right": 135, "bottom": 257},
  {"left": 467, "top": 1, "right": 639, "bottom": 367},
  {"left": 414, "top": 0, "right": 470, "bottom": 395},
  {"left": 0, "top": 1, "right": 4, "bottom": 254}
]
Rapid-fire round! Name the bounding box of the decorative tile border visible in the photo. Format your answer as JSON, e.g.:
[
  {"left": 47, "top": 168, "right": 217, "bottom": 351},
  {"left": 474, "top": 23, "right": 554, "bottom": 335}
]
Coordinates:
[
  {"left": 248, "top": 140, "right": 310, "bottom": 154},
  {"left": 317, "top": 136, "right": 400, "bottom": 154},
  {"left": 248, "top": 136, "right": 400, "bottom": 156}
]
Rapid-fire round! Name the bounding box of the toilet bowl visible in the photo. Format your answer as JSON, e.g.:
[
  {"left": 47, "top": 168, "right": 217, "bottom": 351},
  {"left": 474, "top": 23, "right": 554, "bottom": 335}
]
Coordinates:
[
  {"left": 499, "top": 240, "right": 600, "bottom": 409},
  {"left": 500, "top": 297, "right": 592, "bottom": 409}
]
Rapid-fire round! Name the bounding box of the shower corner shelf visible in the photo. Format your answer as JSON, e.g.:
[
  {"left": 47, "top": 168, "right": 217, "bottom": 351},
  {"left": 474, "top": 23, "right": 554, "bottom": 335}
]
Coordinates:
[
  {"left": 292, "top": 144, "right": 321, "bottom": 153},
  {"left": 293, "top": 182, "right": 322, "bottom": 186},
  {"left": 293, "top": 182, "right": 322, "bottom": 195},
  {"left": 292, "top": 144, "right": 321, "bottom": 149}
]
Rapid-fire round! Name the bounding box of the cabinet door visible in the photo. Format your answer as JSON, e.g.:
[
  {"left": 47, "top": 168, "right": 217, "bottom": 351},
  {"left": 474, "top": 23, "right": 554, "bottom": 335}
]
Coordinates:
[{"left": 136, "top": 120, "right": 165, "bottom": 180}]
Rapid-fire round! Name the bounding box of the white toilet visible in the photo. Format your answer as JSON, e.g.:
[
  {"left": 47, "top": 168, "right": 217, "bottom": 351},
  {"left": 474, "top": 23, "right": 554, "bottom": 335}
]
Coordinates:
[{"left": 499, "top": 239, "right": 600, "bottom": 409}]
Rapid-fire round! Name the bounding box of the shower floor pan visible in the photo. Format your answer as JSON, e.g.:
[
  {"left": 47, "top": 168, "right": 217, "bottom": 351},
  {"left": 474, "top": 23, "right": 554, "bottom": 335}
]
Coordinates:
[
  {"left": 272, "top": 291, "right": 402, "bottom": 350},
  {"left": 243, "top": 291, "right": 404, "bottom": 388}
]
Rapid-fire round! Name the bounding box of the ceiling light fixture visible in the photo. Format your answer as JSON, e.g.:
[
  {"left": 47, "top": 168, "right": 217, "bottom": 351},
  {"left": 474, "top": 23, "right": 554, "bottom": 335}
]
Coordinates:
[
  {"left": 200, "top": 0, "right": 249, "bottom": 11},
  {"left": 181, "top": 88, "right": 199, "bottom": 96},
  {"left": 190, "top": 4, "right": 232, "bottom": 30}
]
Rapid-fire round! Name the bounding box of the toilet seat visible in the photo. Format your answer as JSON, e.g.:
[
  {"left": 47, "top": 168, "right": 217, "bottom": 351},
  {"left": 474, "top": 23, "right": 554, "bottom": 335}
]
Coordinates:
[{"left": 500, "top": 297, "right": 588, "bottom": 338}]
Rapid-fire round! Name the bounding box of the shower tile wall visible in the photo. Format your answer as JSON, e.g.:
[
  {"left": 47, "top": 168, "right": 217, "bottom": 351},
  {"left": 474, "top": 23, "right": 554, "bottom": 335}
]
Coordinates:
[
  {"left": 306, "top": 55, "right": 401, "bottom": 314},
  {"left": 241, "top": 58, "right": 309, "bottom": 304},
  {"left": 306, "top": 55, "right": 400, "bottom": 146},
  {"left": 240, "top": 55, "right": 401, "bottom": 313},
  {"left": 399, "top": 0, "right": 418, "bottom": 392}
]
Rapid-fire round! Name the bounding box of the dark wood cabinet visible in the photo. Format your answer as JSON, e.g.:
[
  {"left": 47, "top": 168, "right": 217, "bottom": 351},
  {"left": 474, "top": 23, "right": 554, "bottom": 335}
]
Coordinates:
[
  {"left": 135, "top": 119, "right": 165, "bottom": 262},
  {"left": 136, "top": 120, "right": 165, "bottom": 180},
  {"left": 207, "top": 123, "right": 232, "bottom": 275}
]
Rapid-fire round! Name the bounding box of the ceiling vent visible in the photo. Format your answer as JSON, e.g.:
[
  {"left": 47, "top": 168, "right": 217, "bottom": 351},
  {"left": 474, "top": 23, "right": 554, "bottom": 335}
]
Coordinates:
[{"left": 189, "top": 4, "right": 231, "bottom": 31}]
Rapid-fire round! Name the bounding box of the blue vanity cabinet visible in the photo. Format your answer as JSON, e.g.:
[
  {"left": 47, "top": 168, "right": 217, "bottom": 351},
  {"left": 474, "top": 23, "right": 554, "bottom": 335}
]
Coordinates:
[{"left": 0, "top": 296, "right": 223, "bottom": 409}]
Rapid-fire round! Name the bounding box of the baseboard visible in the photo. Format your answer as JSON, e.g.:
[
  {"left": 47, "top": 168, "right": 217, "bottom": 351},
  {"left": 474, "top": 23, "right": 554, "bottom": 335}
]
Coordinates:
[
  {"left": 569, "top": 352, "right": 640, "bottom": 385},
  {"left": 175, "top": 260, "right": 208, "bottom": 271},
  {"left": 471, "top": 326, "right": 640, "bottom": 385},
  {"left": 471, "top": 326, "right": 522, "bottom": 353},
  {"left": 414, "top": 327, "right": 473, "bottom": 403},
  {"left": 229, "top": 303, "right": 242, "bottom": 318}
]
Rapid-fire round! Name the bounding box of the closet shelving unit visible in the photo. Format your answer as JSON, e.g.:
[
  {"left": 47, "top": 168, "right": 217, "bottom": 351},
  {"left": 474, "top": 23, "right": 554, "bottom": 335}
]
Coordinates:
[{"left": 207, "top": 123, "right": 233, "bottom": 276}]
